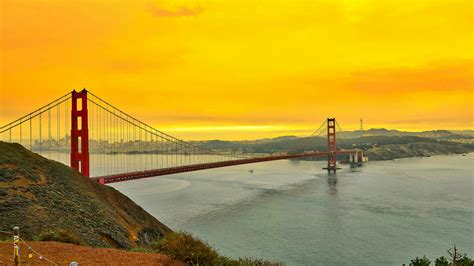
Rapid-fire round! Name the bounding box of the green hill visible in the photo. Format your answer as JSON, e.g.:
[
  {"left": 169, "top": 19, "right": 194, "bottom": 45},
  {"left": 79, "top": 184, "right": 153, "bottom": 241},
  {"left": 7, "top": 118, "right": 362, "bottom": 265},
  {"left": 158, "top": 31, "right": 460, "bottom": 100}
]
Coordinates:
[{"left": 0, "top": 141, "right": 171, "bottom": 248}]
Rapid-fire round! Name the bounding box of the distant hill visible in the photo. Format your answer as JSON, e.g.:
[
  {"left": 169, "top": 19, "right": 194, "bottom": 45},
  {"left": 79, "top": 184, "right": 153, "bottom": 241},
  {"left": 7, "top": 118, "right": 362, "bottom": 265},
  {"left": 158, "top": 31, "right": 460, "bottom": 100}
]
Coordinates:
[
  {"left": 193, "top": 135, "right": 474, "bottom": 160},
  {"left": 338, "top": 128, "right": 471, "bottom": 140},
  {"left": 365, "top": 142, "right": 474, "bottom": 160},
  {"left": 0, "top": 141, "right": 171, "bottom": 248},
  {"left": 450, "top": 130, "right": 474, "bottom": 137}
]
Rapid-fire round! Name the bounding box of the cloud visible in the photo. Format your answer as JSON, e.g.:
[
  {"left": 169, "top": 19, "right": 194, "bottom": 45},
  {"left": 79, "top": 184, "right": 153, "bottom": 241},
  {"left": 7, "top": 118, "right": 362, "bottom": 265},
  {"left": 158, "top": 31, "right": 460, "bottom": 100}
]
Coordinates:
[{"left": 148, "top": 3, "right": 204, "bottom": 18}]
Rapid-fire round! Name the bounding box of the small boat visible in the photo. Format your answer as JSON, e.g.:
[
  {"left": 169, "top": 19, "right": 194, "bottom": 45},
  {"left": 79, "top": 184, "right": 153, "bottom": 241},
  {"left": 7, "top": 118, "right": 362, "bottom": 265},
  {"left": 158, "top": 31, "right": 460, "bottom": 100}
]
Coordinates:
[{"left": 248, "top": 169, "right": 254, "bottom": 173}]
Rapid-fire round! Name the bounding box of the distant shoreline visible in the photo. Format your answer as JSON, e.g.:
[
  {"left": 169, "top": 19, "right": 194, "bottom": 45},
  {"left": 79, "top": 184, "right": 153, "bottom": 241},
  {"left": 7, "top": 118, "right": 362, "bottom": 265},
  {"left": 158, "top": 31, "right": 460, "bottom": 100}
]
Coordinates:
[{"left": 374, "top": 151, "right": 473, "bottom": 162}]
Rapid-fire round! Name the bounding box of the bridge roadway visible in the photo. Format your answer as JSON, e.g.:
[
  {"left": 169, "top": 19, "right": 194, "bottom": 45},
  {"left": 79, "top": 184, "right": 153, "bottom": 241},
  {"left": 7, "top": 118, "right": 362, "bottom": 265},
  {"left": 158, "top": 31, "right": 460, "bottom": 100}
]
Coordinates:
[{"left": 92, "top": 150, "right": 357, "bottom": 184}]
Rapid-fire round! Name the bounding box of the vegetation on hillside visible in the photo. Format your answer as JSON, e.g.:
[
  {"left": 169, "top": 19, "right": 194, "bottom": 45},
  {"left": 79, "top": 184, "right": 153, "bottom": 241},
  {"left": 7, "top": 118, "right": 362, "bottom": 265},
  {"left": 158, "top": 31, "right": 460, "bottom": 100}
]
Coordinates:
[
  {"left": 149, "top": 231, "right": 281, "bottom": 266},
  {"left": 36, "top": 228, "right": 85, "bottom": 245},
  {"left": 365, "top": 142, "right": 474, "bottom": 160},
  {"left": 0, "top": 141, "right": 171, "bottom": 248}
]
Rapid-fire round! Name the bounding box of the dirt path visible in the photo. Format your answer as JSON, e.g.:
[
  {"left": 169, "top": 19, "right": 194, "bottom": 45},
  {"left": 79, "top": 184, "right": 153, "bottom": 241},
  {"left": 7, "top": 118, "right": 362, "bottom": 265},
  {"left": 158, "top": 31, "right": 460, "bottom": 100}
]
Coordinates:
[{"left": 0, "top": 241, "right": 183, "bottom": 265}]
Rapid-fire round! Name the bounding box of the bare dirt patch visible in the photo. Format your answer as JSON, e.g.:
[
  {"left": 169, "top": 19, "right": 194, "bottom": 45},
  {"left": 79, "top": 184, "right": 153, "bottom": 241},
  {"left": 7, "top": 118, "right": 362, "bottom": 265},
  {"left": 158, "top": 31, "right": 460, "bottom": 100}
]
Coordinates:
[{"left": 0, "top": 241, "right": 183, "bottom": 266}]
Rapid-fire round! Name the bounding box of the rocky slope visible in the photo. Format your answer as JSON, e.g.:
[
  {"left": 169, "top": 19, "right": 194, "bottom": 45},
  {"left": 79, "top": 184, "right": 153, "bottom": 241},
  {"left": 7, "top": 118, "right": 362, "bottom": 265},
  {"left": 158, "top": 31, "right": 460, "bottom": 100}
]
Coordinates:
[{"left": 0, "top": 141, "right": 171, "bottom": 248}]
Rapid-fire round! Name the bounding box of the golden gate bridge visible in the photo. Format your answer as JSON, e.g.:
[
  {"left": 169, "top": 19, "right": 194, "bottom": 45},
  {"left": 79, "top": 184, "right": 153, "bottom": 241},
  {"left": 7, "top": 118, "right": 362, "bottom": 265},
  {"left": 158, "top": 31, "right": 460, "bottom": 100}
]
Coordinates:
[{"left": 0, "top": 89, "right": 364, "bottom": 184}]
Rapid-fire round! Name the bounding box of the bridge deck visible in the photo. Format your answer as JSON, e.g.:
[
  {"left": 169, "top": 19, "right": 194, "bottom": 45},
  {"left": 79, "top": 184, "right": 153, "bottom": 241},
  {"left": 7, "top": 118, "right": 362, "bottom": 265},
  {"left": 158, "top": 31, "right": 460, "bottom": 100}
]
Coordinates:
[{"left": 92, "top": 150, "right": 356, "bottom": 184}]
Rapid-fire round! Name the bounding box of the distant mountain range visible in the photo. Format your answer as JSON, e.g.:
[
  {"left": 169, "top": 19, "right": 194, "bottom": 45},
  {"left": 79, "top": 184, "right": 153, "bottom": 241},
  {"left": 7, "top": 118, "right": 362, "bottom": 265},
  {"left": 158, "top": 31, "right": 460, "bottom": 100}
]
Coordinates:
[
  {"left": 192, "top": 128, "right": 473, "bottom": 147},
  {"left": 191, "top": 128, "right": 474, "bottom": 160},
  {"left": 337, "top": 128, "right": 474, "bottom": 139}
]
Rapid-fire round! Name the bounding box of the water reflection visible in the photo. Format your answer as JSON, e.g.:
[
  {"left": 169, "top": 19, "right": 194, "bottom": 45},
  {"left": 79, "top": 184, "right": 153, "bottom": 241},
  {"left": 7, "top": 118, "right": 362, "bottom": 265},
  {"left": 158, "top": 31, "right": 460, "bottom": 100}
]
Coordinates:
[
  {"left": 327, "top": 174, "right": 338, "bottom": 196},
  {"left": 288, "top": 159, "right": 301, "bottom": 166}
]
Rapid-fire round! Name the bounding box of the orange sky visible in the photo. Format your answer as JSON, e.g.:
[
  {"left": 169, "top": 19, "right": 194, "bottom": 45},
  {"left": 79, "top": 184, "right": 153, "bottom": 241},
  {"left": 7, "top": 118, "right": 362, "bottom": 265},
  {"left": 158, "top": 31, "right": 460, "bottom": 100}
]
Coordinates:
[{"left": 0, "top": 0, "right": 473, "bottom": 140}]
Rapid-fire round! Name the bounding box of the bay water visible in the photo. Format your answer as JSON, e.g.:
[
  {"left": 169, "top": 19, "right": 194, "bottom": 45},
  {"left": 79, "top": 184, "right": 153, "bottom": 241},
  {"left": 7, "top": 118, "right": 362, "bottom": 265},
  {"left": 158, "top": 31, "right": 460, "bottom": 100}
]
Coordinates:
[{"left": 105, "top": 154, "right": 474, "bottom": 265}]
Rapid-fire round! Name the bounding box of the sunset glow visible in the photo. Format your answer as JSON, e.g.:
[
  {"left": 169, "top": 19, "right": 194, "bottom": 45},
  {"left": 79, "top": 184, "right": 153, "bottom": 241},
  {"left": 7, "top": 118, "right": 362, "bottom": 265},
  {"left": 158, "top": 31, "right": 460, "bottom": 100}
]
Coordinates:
[{"left": 1, "top": 0, "right": 472, "bottom": 140}]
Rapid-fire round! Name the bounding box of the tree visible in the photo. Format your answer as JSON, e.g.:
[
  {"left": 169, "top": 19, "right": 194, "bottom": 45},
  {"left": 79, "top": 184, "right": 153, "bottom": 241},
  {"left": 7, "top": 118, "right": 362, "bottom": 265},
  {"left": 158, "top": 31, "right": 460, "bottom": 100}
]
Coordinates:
[
  {"left": 448, "top": 245, "right": 463, "bottom": 265},
  {"left": 435, "top": 256, "right": 449, "bottom": 266},
  {"left": 456, "top": 254, "right": 474, "bottom": 266},
  {"left": 411, "top": 256, "right": 431, "bottom": 266},
  {"left": 409, "top": 245, "right": 473, "bottom": 266}
]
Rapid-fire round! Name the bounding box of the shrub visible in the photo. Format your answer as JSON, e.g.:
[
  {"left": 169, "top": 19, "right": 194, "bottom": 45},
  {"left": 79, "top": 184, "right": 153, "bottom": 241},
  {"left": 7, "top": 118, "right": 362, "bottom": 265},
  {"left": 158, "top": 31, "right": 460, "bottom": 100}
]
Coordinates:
[
  {"left": 218, "top": 256, "right": 282, "bottom": 266},
  {"left": 36, "top": 229, "right": 84, "bottom": 245},
  {"left": 410, "top": 256, "right": 431, "bottom": 266},
  {"left": 151, "top": 231, "right": 219, "bottom": 265},
  {"left": 129, "top": 247, "right": 155, "bottom": 253},
  {"left": 236, "top": 257, "right": 282, "bottom": 266},
  {"left": 409, "top": 245, "right": 473, "bottom": 266},
  {"left": 457, "top": 255, "right": 474, "bottom": 266},
  {"left": 434, "top": 256, "right": 449, "bottom": 266}
]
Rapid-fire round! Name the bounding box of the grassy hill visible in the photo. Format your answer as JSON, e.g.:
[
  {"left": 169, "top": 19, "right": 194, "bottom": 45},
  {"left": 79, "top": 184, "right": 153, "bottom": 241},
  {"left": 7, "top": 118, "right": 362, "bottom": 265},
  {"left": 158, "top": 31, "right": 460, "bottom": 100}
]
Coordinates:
[{"left": 0, "top": 141, "right": 171, "bottom": 249}]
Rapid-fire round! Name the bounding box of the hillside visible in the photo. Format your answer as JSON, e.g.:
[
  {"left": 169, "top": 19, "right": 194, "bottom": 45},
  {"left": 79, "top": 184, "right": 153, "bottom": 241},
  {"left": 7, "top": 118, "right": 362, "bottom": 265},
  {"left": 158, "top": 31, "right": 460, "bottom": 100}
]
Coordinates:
[
  {"left": 192, "top": 128, "right": 473, "bottom": 154},
  {"left": 0, "top": 141, "right": 171, "bottom": 249},
  {"left": 336, "top": 128, "right": 472, "bottom": 140},
  {"left": 193, "top": 135, "right": 474, "bottom": 160},
  {"left": 365, "top": 142, "right": 474, "bottom": 160}
]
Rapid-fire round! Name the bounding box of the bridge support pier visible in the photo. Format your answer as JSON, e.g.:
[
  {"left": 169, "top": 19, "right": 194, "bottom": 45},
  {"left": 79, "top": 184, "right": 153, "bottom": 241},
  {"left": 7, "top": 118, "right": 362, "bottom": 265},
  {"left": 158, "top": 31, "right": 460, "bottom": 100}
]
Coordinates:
[
  {"left": 324, "top": 118, "right": 338, "bottom": 173},
  {"left": 70, "top": 89, "right": 90, "bottom": 177}
]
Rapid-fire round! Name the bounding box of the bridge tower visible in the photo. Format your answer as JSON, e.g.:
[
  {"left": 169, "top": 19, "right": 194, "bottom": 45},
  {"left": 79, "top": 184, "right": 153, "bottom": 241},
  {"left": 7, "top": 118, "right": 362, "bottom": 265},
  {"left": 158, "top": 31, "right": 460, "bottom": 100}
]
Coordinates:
[
  {"left": 70, "top": 89, "right": 90, "bottom": 177},
  {"left": 325, "top": 118, "right": 337, "bottom": 173}
]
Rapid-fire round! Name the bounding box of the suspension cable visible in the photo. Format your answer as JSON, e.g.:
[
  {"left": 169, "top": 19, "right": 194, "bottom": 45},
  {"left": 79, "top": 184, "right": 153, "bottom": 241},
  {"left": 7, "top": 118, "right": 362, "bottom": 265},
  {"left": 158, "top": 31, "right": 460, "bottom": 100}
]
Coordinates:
[
  {"left": 0, "top": 92, "right": 70, "bottom": 130},
  {"left": 87, "top": 96, "right": 245, "bottom": 159},
  {"left": 335, "top": 120, "right": 349, "bottom": 139},
  {"left": 308, "top": 120, "right": 327, "bottom": 137},
  {"left": 87, "top": 92, "right": 245, "bottom": 159},
  {"left": 0, "top": 96, "right": 71, "bottom": 134}
]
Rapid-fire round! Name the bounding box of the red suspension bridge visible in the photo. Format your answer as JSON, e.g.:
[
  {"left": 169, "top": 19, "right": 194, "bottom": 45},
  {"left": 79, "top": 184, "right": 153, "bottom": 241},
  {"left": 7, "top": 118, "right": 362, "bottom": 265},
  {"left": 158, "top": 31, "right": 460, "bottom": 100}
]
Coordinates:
[{"left": 0, "top": 89, "right": 364, "bottom": 184}]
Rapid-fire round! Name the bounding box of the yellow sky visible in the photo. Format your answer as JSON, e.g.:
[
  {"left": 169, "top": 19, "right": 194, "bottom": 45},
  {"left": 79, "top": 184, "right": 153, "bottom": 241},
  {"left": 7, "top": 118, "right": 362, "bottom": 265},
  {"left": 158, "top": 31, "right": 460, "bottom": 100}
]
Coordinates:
[{"left": 1, "top": 0, "right": 473, "bottom": 140}]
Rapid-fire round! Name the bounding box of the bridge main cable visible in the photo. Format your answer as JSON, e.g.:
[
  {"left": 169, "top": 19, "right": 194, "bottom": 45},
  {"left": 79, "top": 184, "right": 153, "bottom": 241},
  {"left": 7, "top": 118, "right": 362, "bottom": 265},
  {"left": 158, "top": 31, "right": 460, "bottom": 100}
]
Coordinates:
[{"left": 86, "top": 92, "right": 246, "bottom": 159}]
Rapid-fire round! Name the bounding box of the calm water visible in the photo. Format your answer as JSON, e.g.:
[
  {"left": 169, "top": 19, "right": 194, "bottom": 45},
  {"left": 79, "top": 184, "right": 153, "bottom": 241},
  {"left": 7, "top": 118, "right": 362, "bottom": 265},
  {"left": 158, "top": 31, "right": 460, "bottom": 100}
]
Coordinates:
[{"left": 109, "top": 154, "right": 474, "bottom": 265}]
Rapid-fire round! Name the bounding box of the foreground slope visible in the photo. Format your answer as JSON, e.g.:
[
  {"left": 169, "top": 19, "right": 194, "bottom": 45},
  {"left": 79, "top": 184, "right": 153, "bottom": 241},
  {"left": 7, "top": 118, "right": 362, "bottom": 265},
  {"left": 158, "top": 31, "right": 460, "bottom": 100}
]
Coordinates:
[{"left": 0, "top": 141, "right": 171, "bottom": 248}]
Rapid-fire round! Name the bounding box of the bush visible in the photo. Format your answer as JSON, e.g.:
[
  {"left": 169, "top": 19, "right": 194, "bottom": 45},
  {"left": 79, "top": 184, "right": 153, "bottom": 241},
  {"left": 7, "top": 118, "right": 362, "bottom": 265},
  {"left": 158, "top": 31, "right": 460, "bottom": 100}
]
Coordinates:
[
  {"left": 434, "top": 256, "right": 449, "bottom": 266},
  {"left": 410, "top": 256, "right": 431, "bottom": 266},
  {"left": 36, "top": 229, "right": 84, "bottom": 245},
  {"left": 457, "top": 255, "right": 474, "bottom": 266},
  {"left": 151, "top": 231, "right": 219, "bottom": 265},
  {"left": 129, "top": 247, "right": 155, "bottom": 253},
  {"left": 150, "top": 231, "right": 282, "bottom": 265},
  {"left": 218, "top": 256, "right": 282, "bottom": 266},
  {"left": 236, "top": 257, "right": 282, "bottom": 266},
  {"left": 409, "top": 245, "right": 473, "bottom": 266}
]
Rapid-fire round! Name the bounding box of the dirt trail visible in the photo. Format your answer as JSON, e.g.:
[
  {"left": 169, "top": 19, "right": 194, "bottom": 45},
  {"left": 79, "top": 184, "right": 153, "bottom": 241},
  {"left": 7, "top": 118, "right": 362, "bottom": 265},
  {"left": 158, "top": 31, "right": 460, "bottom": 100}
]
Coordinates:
[{"left": 0, "top": 241, "right": 183, "bottom": 266}]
